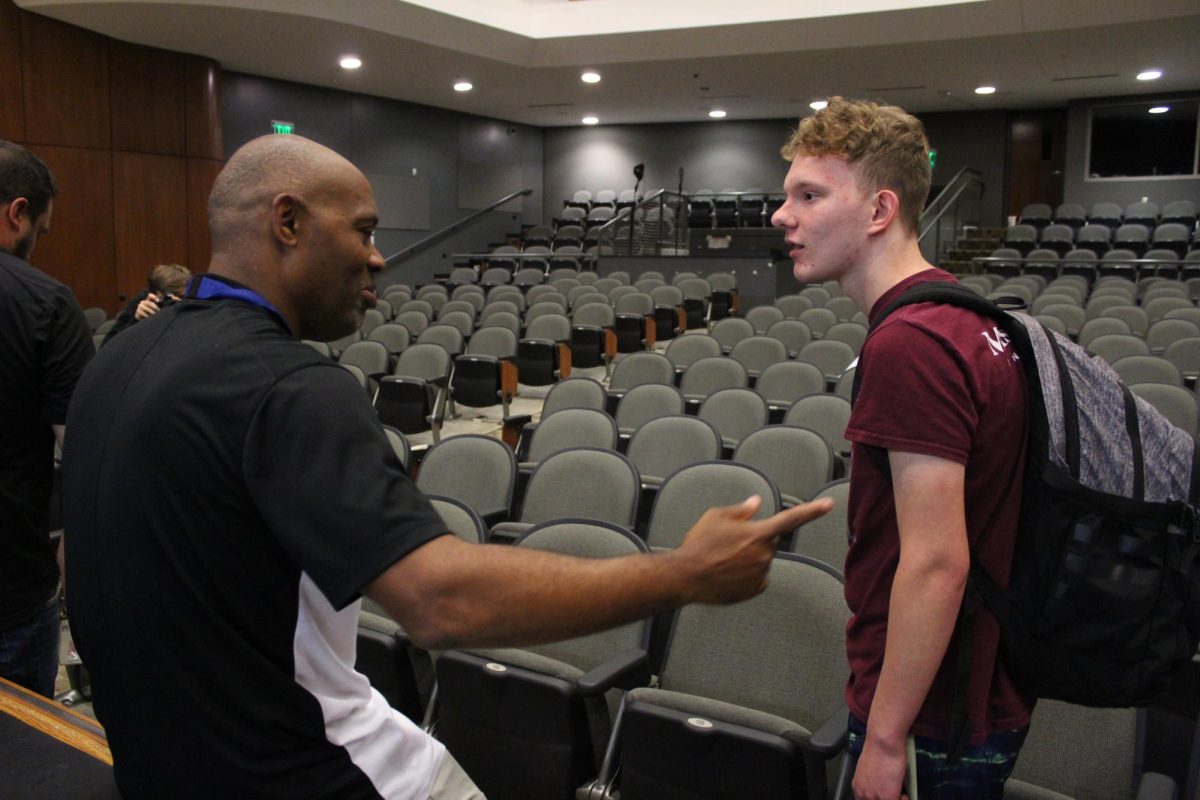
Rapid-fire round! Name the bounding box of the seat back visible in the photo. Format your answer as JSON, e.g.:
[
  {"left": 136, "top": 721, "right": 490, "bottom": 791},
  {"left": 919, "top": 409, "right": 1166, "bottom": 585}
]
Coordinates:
[
  {"left": 774, "top": 295, "right": 813, "bottom": 319},
  {"left": 727, "top": 336, "right": 788, "bottom": 378},
  {"left": 710, "top": 317, "right": 755, "bottom": 352},
  {"left": 784, "top": 393, "right": 853, "bottom": 456},
  {"left": 516, "top": 519, "right": 650, "bottom": 666},
  {"left": 416, "top": 325, "right": 465, "bottom": 357},
  {"left": 679, "top": 356, "right": 747, "bottom": 401},
  {"left": 659, "top": 552, "right": 847, "bottom": 720},
  {"left": 526, "top": 407, "right": 617, "bottom": 463},
  {"left": 416, "top": 434, "right": 517, "bottom": 521},
  {"left": 465, "top": 326, "right": 518, "bottom": 359},
  {"left": 761, "top": 320, "right": 811, "bottom": 357},
  {"left": 393, "top": 342, "right": 453, "bottom": 381},
  {"left": 609, "top": 352, "right": 675, "bottom": 393},
  {"left": 1129, "top": 382, "right": 1198, "bottom": 435},
  {"left": 797, "top": 307, "right": 838, "bottom": 338},
  {"left": 1006, "top": 703, "right": 1149, "bottom": 800},
  {"left": 426, "top": 495, "right": 488, "bottom": 543},
  {"left": 797, "top": 339, "right": 857, "bottom": 380},
  {"left": 339, "top": 340, "right": 390, "bottom": 379},
  {"left": 647, "top": 461, "right": 778, "bottom": 549},
  {"left": 790, "top": 479, "right": 850, "bottom": 570},
  {"left": 734, "top": 426, "right": 833, "bottom": 505},
  {"left": 755, "top": 361, "right": 826, "bottom": 409},
  {"left": 519, "top": 448, "right": 639, "bottom": 529},
  {"left": 664, "top": 334, "right": 722, "bottom": 372},
  {"left": 744, "top": 305, "right": 785, "bottom": 334},
  {"left": 614, "top": 384, "right": 684, "bottom": 435},
  {"left": 1111, "top": 355, "right": 1183, "bottom": 387},
  {"left": 1087, "top": 334, "right": 1150, "bottom": 365},
  {"left": 625, "top": 415, "right": 722, "bottom": 485},
  {"left": 541, "top": 377, "right": 606, "bottom": 416}
]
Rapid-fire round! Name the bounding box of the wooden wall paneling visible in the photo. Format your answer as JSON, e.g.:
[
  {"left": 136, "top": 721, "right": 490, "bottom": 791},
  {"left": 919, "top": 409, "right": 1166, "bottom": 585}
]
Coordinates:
[
  {"left": 113, "top": 152, "right": 188, "bottom": 302},
  {"left": 20, "top": 11, "right": 109, "bottom": 149},
  {"left": 186, "top": 158, "right": 222, "bottom": 271},
  {"left": 109, "top": 42, "right": 185, "bottom": 156},
  {"left": 0, "top": 0, "right": 25, "bottom": 141},
  {"left": 184, "top": 57, "right": 222, "bottom": 160},
  {"left": 24, "top": 145, "right": 116, "bottom": 312}
]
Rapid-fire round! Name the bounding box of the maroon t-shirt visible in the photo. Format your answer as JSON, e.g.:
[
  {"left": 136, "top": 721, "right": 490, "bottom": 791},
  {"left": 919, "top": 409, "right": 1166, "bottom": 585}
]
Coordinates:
[{"left": 844, "top": 268, "right": 1034, "bottom": 743}]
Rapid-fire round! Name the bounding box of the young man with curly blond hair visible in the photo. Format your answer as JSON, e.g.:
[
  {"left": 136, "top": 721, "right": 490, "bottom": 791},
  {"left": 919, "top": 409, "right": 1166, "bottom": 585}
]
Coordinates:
[{"left": 772, "top": 98, "right": 1032, "bottom": 800}]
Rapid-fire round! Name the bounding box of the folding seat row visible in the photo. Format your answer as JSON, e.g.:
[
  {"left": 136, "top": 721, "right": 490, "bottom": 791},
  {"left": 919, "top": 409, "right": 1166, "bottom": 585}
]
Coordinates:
[
  {"left": 1021, "top": 200, "right": 1197, "bottom": 232},
  {"left": 1005, "top": 221, "right": 1192, "bottom": 258},
  {"left": 686, "top": 188, "right": 780, "bottom": 229}
]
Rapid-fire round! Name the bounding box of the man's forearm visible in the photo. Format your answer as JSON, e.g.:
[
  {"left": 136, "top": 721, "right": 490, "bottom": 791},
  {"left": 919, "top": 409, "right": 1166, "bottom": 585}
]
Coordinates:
[{"left": 866, "top": 553, "right": 967, "bottom": 750}]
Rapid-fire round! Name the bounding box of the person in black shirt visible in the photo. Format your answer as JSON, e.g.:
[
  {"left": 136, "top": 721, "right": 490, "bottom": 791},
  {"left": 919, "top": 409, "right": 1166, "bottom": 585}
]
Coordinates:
[
  {"left": 63, "top": 134, "right": 832, "bottom": 798},
  {"left": 0, "top": 140, "right": 93, "bottom": 697},
  {"left": 100, "top": 263, "right": 191, "bottom": 346}
]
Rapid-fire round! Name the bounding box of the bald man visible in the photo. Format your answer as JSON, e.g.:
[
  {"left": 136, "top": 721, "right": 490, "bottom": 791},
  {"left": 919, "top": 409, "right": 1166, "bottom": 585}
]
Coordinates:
[{"left": 62, "top": 135, "right": 830, "bottom": 799}]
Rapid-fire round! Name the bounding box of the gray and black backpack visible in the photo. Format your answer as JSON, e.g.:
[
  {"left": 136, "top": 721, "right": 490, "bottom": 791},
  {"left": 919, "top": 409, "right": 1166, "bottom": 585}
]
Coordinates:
[{"left": 858, "top": 281, "right": 1200, "bottom": 754}]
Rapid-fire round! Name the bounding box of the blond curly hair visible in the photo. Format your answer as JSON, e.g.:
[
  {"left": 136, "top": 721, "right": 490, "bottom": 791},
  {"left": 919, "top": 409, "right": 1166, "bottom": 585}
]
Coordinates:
[{"left": 781, "top": 97, "right": 931, "bottom": 233}]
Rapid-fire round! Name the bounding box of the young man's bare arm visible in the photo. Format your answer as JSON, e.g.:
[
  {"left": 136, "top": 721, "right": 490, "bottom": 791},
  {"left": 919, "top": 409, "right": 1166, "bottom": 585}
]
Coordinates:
[
  {"left": 366, "top": 496, "right": 832, "bottom": 651},
  {"left": 852, "top": 451, "right": 970, "bottom": 800}
]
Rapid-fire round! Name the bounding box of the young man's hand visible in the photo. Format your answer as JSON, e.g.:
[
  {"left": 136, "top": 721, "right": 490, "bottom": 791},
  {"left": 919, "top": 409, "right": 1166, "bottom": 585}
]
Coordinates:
[{"left": 853, "top": 735, "right": 908, "bottom": 800}]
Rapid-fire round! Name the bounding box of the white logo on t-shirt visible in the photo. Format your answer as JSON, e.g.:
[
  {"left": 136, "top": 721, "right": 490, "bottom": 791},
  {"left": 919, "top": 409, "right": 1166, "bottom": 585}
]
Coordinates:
[{"left": 981, "top": 326, "right": 1019, "bottom": 362}]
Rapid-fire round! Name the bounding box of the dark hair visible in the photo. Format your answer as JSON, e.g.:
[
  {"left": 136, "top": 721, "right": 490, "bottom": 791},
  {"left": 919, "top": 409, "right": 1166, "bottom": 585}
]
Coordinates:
[{"left": 0, "top": 140, "right": 58, "bottom": 221}]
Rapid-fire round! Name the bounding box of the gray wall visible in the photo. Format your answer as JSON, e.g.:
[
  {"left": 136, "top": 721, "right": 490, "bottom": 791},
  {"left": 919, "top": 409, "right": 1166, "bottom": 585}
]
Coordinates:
[
  {"left": 544, "top": 111, "right": 1011, "bottom": 228},
  {"left": 919, "top": 110, "right": 1008, "bottom": 228},
  {"left": 222, "top": 73, "right": 544, "bottom": 288},
  {"left": 544, "top": 119, "right": 796, "bottom": 214},
  {"left": 1063, "top": 92, "right": 1200, "bottom": 211}
]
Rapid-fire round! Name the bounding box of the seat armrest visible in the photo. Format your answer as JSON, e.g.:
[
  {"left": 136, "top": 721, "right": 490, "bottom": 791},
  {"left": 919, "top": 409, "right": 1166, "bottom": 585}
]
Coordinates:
[
  {"left": 429, "top": 375, "right": 449, "bottom": 389},
  {"left": 575, "top": 648, "right": 650, "bottom": 696},
  {"left": 503, "top": 414, "right": 533, "bottom": 429},
  {"left": 1135, "top": 772, "right": 1178, "bottom": 800},
  {"left": 806, "top": 703, "right": 848, "bottom": 757}
]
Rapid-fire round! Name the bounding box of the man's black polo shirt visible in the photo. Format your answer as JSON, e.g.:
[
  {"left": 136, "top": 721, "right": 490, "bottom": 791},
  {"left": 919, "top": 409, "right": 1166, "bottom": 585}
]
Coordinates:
[
  {"left": 63, "top": 278, "right": 450, "bottom": 798},
  {"left": 0, "top": 250, "right": 92, "bottom": 630}
]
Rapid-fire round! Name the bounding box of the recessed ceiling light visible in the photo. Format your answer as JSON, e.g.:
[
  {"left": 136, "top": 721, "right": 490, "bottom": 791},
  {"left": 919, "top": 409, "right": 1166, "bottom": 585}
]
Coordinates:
[
  {"left": 581, "top": 71, "right": 601, "bottom": 84},
  {"left": 1137, "top": 69, "right": 1163, "bottom": 81},
  {"left": 1149, "top": 106, "right": 1170, "bottom": 114},
  {"left": 582, "top": 116, "right": 599, "bottom": 125},
  {"left": 709, "top": 110, "right": 727, "bottom": 119},
  {"left": 809, "top": 100, "right": 828, "bottom": 111},
  {"left": 975, "top": 85, "right": 996, "bottom": 95},
  {"left": 453, "top": 81, "right": 473, "bottom": 92},
  {"left": 339, "top": 56, "right": 362, "bottom": 70}
]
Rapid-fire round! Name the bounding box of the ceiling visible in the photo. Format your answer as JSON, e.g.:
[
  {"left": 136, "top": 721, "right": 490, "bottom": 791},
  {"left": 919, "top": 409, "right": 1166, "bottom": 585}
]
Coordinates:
[{"left": 20, "top": 0, "right": 1200, "bottom": 127}]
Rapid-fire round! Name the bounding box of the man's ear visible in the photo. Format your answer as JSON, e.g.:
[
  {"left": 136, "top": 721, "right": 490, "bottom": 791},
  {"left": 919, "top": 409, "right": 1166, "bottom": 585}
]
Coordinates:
[
  {"left": 867, "top": 188, "right": 901, "bottom": 235},
  {"left": 270, "top": 193, "right": 301, "bottom": 246},
  {"left": 2, "top": 197, "right": 29, "bottom": 231}
]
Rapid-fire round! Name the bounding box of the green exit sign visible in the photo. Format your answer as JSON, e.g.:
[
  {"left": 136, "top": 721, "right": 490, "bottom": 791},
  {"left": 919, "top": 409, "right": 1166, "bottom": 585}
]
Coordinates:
[
  {"left": 929, "top": 148, "right": 938, "bottom": 169},
  {"left": 271, "top": 120, "right": 295, "bottom": 135}
]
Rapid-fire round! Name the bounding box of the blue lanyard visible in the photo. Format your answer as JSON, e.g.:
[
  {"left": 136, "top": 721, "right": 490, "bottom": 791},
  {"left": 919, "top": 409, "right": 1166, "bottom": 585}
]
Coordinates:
[{"left": 185, "top": 274, "right": 292, "bottom": 335}]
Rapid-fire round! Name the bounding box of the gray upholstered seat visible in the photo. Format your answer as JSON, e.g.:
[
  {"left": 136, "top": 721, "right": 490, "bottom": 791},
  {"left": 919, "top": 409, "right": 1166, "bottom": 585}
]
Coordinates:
[
  {"left": 415, "top": 434, "right": 516, "bottom": 526},
  {"left": 490, "top": 447, "right": 637, "bottom": 541},
  {"left": 789, "top": 478, "right": 850, "bottom": 571},
  {"left": 784, "top": 393, "right": 853, "bottom": 461},
  {"left": 1005, "top": 702, "right": 1175, "bottom": 800},
  {"left": 590, "top": 553, "right": 849, "bottom": 800},
  {"left": 614, "top": 383, "right": 684, "bottom": 438},
  {"left": 728, "top": 335, "right": 788, "bottom": 384},
  {"left": 734, "top": 426, "right": 833, "bottom": 507},
  {"left": 436, "top": 519, "right": 652, "bottom": 800},
  {"left": 646, "top": 460, "right": 778, "bottom": 550},
  {"left": 625, "top": 415, "right": 722, "bottom": 489},
  {"left": 697, "top": 387, "right": 768, "bottom": 453},
  {"left": 679, "top": 356, "right": 747, "bottom": 410}
]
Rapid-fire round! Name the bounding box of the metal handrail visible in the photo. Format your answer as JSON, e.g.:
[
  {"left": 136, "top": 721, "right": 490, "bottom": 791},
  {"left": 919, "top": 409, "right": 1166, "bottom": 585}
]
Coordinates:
[
  {"left": 918, "top": 168, "right": 983, "bottom": 242},
  {"left": 384, "top": 188, "right": 532, "bottom": 264}
]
